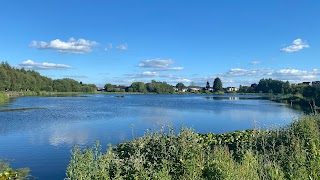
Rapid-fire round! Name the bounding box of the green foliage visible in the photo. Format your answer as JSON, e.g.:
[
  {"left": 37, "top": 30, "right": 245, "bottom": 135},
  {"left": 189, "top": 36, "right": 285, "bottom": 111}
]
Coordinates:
[
  {"left": 130, "top": 82, "right": 147, "bottom": 93},
  {"left": 146, "top": 80, "right": 174, "bottom": 94},
  {"left": 255, "top": 79, "right": 292, "bottom": 94},
  {"left": 213, "top": 77, "right": 223, "bottom": 92},
  {"left": 176, "top": 82, "right": 186, "bottom": 91},
  {"left": 0, "top": 92, "right": 9, "bottom": 103},
  {"left": 0, "top": 61, "right": 96, "bottom": 93},
  {"left": 66, "top": 115, "right": 320, "bottom": 179},
  {"left": 104, "top": 83, "right": 114, "bottom": 92},
  {"left": 0, "top": 160, "right": 31, "bottom": 180}
]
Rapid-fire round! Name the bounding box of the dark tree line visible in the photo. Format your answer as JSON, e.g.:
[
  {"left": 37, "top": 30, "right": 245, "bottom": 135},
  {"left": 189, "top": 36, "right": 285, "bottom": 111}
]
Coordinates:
[
  {"left": 0, "top": 61, "right": 96, "bottom": 92},
  {"left": 125, "top": 80, "right": 174, "bottom": 94},
  {"left": 239, "top": 78, "right": 305, "bottom": 95}
]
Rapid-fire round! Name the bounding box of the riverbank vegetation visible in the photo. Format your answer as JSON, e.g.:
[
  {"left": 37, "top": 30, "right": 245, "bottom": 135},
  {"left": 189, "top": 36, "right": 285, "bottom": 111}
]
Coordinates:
[
  {"left": 0, "top": 92, "right": 9, "bottom": 103},
  {"left": 0, "top": 61, "right": 96, "bottom": 93},
  {"left": 66, "top": 115, "right": 320, "bottom": 179},
  {"left": 0, "top": 160, "right": 31, "bottom": 179}
]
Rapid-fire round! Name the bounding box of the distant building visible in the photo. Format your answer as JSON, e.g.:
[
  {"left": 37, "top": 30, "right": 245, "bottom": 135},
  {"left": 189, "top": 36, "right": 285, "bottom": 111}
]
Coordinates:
[
  {"left": 173, "top": 86, "right": 188, "bottom": 92},
  {"left": 112, "top": 85, "right": 127, "bottom": 92},
  {"left": 312, "top": 81, "right": 320, "bottom": 87},
  {"left": 188, "top": 86, "right": 202, "bottom": 93},
  {"left": 298, "top": 82, "right": 311, "bottom": 86},
  {"left": 96, "top": 87, "right": 105, "bottom": 91},
  {"left": 226, "top": 87, "right": 238, "bottom": 92}
]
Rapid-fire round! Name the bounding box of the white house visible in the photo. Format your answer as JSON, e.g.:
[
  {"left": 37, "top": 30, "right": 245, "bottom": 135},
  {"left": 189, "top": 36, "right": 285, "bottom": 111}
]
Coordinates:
[{"left": 226, "top": 87, "right": 238, "bottom": 92}]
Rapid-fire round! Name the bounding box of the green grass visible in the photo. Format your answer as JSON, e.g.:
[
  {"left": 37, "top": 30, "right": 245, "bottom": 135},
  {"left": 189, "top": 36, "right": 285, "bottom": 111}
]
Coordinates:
[
  {"left": 0, "top": 92, "right": 9, "bottom": 103},
  {"left": 66, "top": 115, "right": 320, "bottom": 179}
]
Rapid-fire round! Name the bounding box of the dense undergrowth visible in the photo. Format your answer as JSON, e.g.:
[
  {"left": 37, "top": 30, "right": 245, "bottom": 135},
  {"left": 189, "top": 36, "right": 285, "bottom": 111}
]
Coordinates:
[
  {"left": 0, "top": 160, "right": 30, "bottom": 180},
  {"left": 66, "top": 115, "right": 320, "bottom": 179},
  {"left": 0, "top": 92, "right": 9, "bottom": 103}
]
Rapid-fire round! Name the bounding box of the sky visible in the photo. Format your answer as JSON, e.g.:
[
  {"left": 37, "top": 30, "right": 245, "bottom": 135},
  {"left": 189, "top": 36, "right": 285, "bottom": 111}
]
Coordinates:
[{"left": 1, "top": 0, "right": 319, "bottom": 87}]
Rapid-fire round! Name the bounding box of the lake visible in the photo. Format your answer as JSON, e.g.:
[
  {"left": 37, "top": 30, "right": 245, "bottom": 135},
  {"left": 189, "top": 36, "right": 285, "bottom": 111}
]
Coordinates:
[{"left": 0, "top": 94, "right": 301, "bottom": 179}]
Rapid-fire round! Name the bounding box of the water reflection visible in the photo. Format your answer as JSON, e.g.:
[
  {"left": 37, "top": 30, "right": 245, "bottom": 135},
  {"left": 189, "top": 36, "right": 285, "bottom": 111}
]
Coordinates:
[{"left": 49, "top": 125, "right": 90, "bottom": 146}]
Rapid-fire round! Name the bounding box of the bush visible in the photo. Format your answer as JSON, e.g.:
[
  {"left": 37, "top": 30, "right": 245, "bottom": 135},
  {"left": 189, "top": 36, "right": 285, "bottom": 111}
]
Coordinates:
[
  {"left": 0, "top": 92, "right": 9, "bottom": 103},
  {"left": 0, "top": 160, "right": 31, "bottom": 179},
  {"left": 66, "top": 115, "right": 320, "bottom": 179}
]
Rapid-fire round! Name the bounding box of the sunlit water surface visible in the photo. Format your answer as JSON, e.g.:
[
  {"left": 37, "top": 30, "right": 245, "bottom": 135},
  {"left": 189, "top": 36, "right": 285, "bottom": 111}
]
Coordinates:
[{"left": 0, "top": 94, "right": 301, "bottom": 179}]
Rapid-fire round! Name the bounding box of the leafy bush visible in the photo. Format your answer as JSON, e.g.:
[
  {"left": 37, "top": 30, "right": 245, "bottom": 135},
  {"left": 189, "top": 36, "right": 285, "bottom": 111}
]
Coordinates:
[
  {"left": 66, "top": 115, "right": 320, "bottom": 179},
  {"left": 0, "top": 160, "right": 31, "bottom": 180}
]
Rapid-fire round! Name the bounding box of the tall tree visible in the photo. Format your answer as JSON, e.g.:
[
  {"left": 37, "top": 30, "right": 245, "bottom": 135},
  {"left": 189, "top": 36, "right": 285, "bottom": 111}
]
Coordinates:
[
  {"left": 213, "top": 78, "right": 223, "bottom": 92},
  {"left": 206, "top": 81, "right": 210, "bottom": 90},
  {"left": 176, "top": 82, "right": 186, "bottom": 91},
  {"left": 104, "top": 83, "right": 114, "bottom": 92},
  {"left": 130, "top": 82, "right": 146, "bottom": 93}
]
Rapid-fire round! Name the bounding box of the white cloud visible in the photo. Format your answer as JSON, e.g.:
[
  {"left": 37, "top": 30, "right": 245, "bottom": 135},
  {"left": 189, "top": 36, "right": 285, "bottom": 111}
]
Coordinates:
[
  {"left": 139, "top": 59, "right": 184, "bottom": 71},
  {"left": 64, "top": 75, "right": 88, "bottom": 79},
  {"left": 281, "top": 38, "right": 309, "bottom": 53},
  {"left": 142, "top": 71, "right": 159, "bottom": 76},
  {"left": 218, "top": 68, "right": 319, "bottom": 84},
  {"left": 250, "top": 61, "right": 261, "bottom": 65},
  {"left": 116, "top": 43, "right": 128, "bottom": 50},
  {"left": 30, "top": 38, "right": 97, "bottom": 54},
  {"left": 19, "top": 60, "right": 72, "bottom": 70},
  {"left": 133, "top": 71, "right": 160, "bottom": 78}
]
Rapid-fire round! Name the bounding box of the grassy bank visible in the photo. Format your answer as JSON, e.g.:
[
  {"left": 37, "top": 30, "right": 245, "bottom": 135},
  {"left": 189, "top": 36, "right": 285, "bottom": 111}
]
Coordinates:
[
  {"left": 0, "top": 92, "right": 9, "bottom": 103},
  {"left": 66, "top": 115, "right": 320, "bottom": 179}
]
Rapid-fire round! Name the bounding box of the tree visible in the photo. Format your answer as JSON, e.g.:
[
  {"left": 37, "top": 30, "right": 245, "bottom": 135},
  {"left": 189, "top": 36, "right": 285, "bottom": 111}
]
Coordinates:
[
  {"left": 146, "top": 80, "right": 174, "bottom": 94},
  {"left": 213, "top": 78, "right": 223, "bottom": 92},
  {"left": 302, "top": 86, "right": 319, "bottom": 114},
  {"left": 104, "top": 83, "right": 113, "bottom": 92},
  {"left": 176, "top": 82, "right": 186, "bottom": 91},
  {"left": 206, "top": 81, "right": 210, "bottom": 90},
  {"left": 130, "top": 82, "right": 146, "bottom": 93}
]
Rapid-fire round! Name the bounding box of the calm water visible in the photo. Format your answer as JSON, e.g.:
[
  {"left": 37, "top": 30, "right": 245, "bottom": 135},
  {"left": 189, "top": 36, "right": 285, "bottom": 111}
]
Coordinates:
[{"left": 0, "top": 94, "right": 301, "bottom": 179}]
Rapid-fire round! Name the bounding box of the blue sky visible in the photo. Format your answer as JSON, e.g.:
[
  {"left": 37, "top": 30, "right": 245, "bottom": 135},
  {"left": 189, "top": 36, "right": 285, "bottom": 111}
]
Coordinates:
[{"left": 1, "top": 0, "right": 319, "bottom": 87}]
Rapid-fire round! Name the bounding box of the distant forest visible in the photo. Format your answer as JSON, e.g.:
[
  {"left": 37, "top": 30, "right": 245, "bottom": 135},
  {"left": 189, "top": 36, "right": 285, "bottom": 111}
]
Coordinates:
[{"left": 0, "top": 61, "right": 96, "bottom": 92}]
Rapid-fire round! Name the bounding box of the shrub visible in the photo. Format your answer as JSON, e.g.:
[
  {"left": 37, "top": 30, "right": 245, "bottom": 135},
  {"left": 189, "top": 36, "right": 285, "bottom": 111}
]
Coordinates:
[{"left": 66, "top": 115, "right": 320, "bottom": 179}]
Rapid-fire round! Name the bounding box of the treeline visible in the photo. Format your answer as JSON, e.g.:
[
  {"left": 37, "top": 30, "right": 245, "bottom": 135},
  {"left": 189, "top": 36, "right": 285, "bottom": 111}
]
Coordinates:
[
  {"left": 104, "top": 80, "right": 174, "bottom": 94},
  {"left": 239, "top": 78, "right": 320, "bottom": 109},
  {"left": 0, "top": 61, "right": 96, "bottom": 92},
  {"left": 239, "top": 78, "right": 303, "bottom": 94}
]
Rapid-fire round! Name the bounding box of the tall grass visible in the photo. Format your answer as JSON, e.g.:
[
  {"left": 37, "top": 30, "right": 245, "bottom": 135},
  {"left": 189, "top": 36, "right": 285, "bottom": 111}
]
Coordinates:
[
  {"left": 0, "top": 92, "right": 9, "bottom": 103},
  {"left": 66, "top": 115, "right": 320, "bottom": 179}
]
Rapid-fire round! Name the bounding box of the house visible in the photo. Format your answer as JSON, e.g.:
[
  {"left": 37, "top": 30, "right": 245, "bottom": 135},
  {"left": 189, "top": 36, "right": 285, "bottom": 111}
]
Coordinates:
[
  {"left": 226, "top": 87, "right": 238, "bottom": 92},
  {"left": 112, "top": 85, "right": 127, "bottom": 92},
  {"left": 312, "top": 81, "right": 320, "bottom": 87},
  {"left": 96, "top": 87, "right": 105, "bottom": 91},
  {"left": 298, "top": 82, "right": 311, "bottom": 86},
  {"left": 173, "top": 86, "right": 188, "bottom": 92},
  {"left": 188, "top": 86, "right": 202, "bottom": 93}
]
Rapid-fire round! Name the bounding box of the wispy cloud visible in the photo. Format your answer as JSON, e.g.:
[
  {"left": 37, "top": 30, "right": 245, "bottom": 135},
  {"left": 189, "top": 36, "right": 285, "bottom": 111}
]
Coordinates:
[
  {"left": 30, "top": 38, "right": 97, "bottom": 54},
  {"left": 127, "top": 71, "right": 160, "bottom": 78},
  {"left": 19, "top": 60, "right": 72, "bottom": 70},
  {"left": 281, "top": 38, "right": 309, "bottom": 53},
  {"left": 250, "top": 61, "right": 261, "bottom": 65},
  {"left": 104, "top": 43, "right": 113, "bottom": 51},
  {"left": 139, "top": 59, "right": 184, "bottom": 71},
  {"left": 64, "top": 75, "right": 88, "bottom": 79},
  {"left": 116, "top": 43, "right": 128, "bottom": 50}
]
